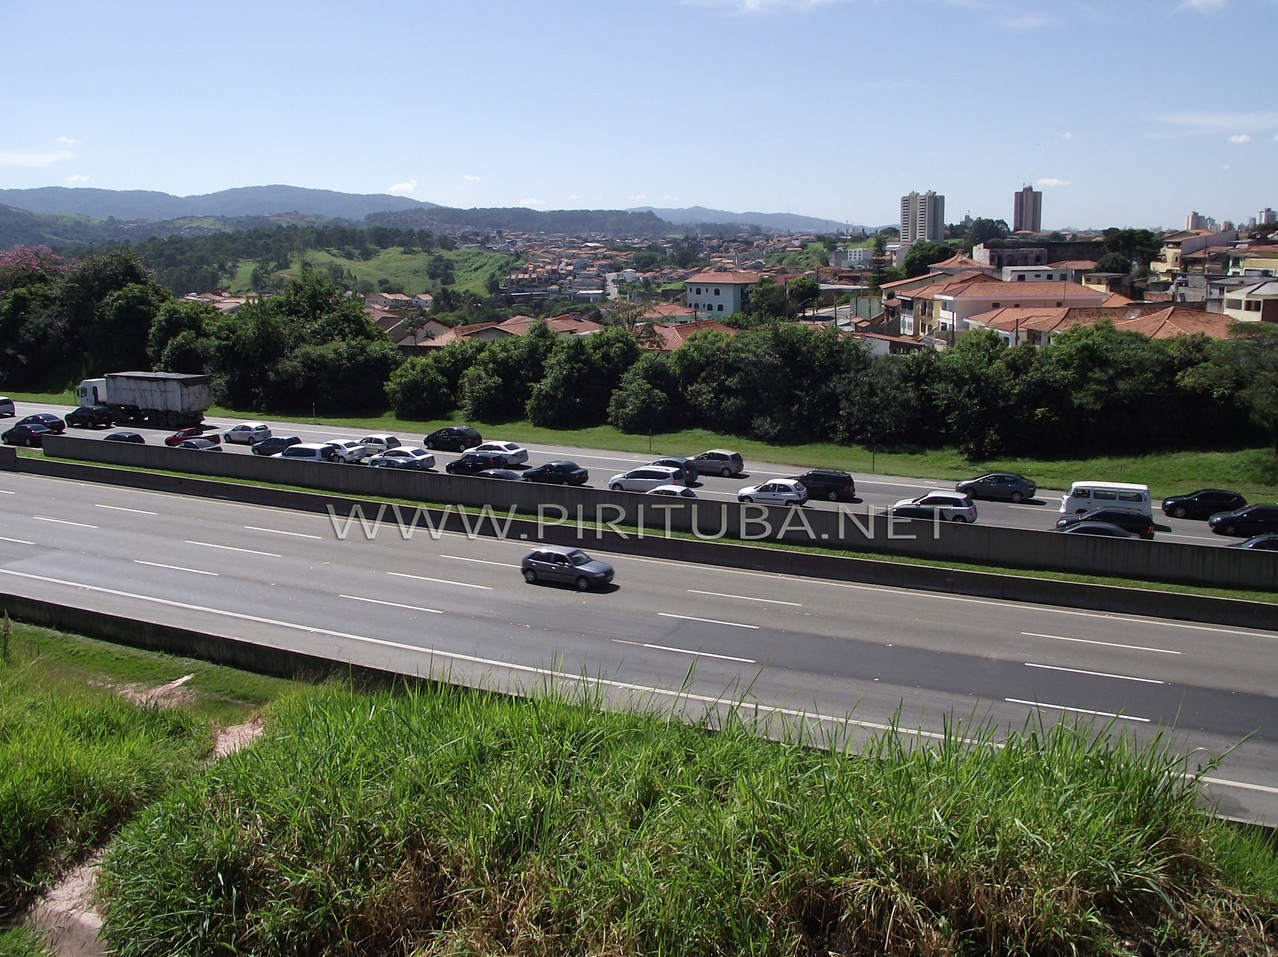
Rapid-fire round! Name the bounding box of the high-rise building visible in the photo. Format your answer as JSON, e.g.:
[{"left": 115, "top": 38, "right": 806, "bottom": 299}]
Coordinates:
[
  {"left": 1012, "top": 185, "right": 1042, "bottom": 233},
  {"left": 1260, "top": 208, "right": 1276, "bottom": 225},
  {"left": 900, "top": 190, "right": 945, "bottom": 243}
]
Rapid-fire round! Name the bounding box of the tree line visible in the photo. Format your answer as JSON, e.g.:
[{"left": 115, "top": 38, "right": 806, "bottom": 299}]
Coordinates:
[{"left": 2, "top": 246, "right": 1275, "bottom": 459}]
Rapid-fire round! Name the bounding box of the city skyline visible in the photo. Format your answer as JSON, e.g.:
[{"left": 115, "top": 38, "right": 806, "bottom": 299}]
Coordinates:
[{"left": 2, "top": 0, "right": 1275, "bottom": 232}]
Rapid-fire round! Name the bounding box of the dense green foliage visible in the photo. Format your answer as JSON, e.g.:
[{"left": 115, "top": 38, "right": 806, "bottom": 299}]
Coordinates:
[{"left": 99, "top": 684, "right": 1278, "bottom": 957}]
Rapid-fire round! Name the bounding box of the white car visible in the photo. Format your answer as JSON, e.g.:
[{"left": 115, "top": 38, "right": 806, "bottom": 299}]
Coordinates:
[
  {"left": 359, "top": 433, "right": 401, "bottom": 456},
  {"left": 647, "top": 484, "right": 697, "bottom": 498},
  {"left": 223, "top": 422, "right": 271, "bottom": 444},
  {"left": 322, "top": 439, "right": 368, "bottom": 463},
  {"left": 891, "top": 491, "right": 978, "bottom": 523},
  {"left": 473, "top": 440, "right": 529, "bottom": 465},
  {"left": 368, "top": 446, "right": 435, "bottom": 470},
  {"left": 738, "top": 479, "right": 808, "bottom": 506},
  {"left": 608, "top": 465, "right": 683, "bottom": 492}
]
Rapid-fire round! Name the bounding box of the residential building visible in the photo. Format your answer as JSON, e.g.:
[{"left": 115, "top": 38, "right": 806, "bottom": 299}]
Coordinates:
[
  {"left": 1260, "top": 208, "right": 1276, "bottom": 225},
  {"left": 1012, "top": 186, "right": 1042, "bottom": 233},
  {"left": 1222, "top": 279, "right": 1278, "bottom": 323},
  {"left": 892, "top": 273, "right": 1111, "bottom": 338},
  {"left": 966, "top": 303, "right": 1240, "bottom": 348},
  {"left": 900, "top": 190, "right": 945, "bottom": 243},
  {"left": 684, "top": 270, "right": 760, "bottom": 316}
]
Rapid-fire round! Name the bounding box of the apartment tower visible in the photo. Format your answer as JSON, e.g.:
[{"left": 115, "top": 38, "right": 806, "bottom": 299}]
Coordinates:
[
  {"left": 900, "top": 190, "right": 945, "bottom": 243},
  {"left": 1012, "top": 185, "right": 1042, "bottom": 233}
]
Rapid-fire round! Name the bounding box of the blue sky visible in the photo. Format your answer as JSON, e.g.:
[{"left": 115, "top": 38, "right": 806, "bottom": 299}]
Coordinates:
[{"left": 2, "top": 0, "right": 1275, "bottom": 231}]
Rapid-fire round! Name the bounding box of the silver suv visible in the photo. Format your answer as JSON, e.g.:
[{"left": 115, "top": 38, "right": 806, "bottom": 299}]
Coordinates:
[{"left": 607, "top": 465, "right": 683, "bottom": 492}]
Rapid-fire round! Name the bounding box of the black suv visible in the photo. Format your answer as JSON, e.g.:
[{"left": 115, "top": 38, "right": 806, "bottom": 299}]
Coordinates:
[
  {"left": 66, "top": 405, "right": 114, "bottom": 429},
  {"left": 423, "top": 426, "right": 482, "bottom": 452},
  {"left": 446, "top": 450, "right": 510, "bottom": 475},
  {"left": 793, "top": 469, "right": 855, "bottom": 502},
  {"left": 251, "top": 435, "right": 302, "bottom": 456},
  {"left": 1055, "top": 507, "right": 1155, "bottom": 540}
]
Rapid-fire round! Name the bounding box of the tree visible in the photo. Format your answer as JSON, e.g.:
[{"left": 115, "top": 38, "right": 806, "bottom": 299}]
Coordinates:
[
  {"left": 1181, "top": 323, "right": 1278, "bottom": 454},
  {"left": 868, "top": 234, "right": 892, "bottom": 292},
  {"left": 385, "top": 356, "right": 454, "bottom": 421},
  {"left": 903, "top": 242, "right": 956, "bottom": 278},
  {"left": 786, "top": 276, "right": 821, "bottom": 315}
]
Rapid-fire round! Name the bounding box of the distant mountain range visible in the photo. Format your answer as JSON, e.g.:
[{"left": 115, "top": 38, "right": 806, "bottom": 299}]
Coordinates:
[{"left": 629, "top": 205, "right": 870, "bottom": 234}]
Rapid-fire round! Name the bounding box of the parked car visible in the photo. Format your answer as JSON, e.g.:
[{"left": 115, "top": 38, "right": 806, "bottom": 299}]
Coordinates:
[
  {"left": 474, "top": 468, "right": 525, "bottom": 481},
  {"left": 65, "top": 404, "right": 113, "bottom": 429},
  {"left": 223, "top": 422, "right": 271, "bottom": 444},
  {"left": 738, "top": 479, "right": 809, "bottom": 506},
  {"left": 692, "top": 448, "right": 744, "bottom": 477},
  {"left": 0, "top": 397, "right": 14, "bottom": 417},
  {"left": 359, "top": 434, "right": 401, "bottom": 457},
  {"left": 651, "top": 455, "right": 698, "bottom": 483},
  {"left": 175, "top": 438, "right": 221, "bottom": 451},
  {"left": 473, "top": 440, "right": 529, "bottom": 465},
  {"left": 103, "top": 431, "right": 145, "bottom": 444},
  {"left": 17, "top": 413, "right": 64, "bottom": 434},
  {"left": 1055, "top": 507, "right": 1154, "bottom": 539},
  {"left": 165, "top": 426, "right": 210, "bottom": 447},
  {"left": 1208, "top": 504, "right": 1278, "bottom": 538},
  {"left": 1161, "top": 489, "right": 1247, "bottom": 520},
  {"left": 446, "top": 450, "right": 511, "bottom": 475},
  {"left": 322, "top": 439, "right": 368, "bottom": 463},
  {"left": 891, "top": 491, "right": 978, "bottom": 523},
  {"left": 251, "top": 435, "right": 302, "bottom": 456},
  {"left": 608, "top": 465, "right": 683, "bottom": 492},
  {"left": 793, "top": 469, "right": 855, "bottom": 502},
  {"left": 647, "top": 484, "right": 697, "bottom": 498},
  {"left": 2, "top": 423, "right": 50, "bottom": 446},
  {"left": 274, "top": 443, "right": 336, "bottom": 463},
  {"left": 422, "top": 425, "right": 482, "bottom": 452},
  {"left": 1059, "top": 521, "right": 1139, "bottom": 539},
  {"left": 368, "top": 446, "right": 435, "bottom": 470},
  {"left": 523, "top": 460, "right": 589, "bottom": 485},
  {"left": 955, "top": 471, "right": 1036, "bottom": 503},
  {"left": 521, "top": 545, "right": 614, "bottom": 591},
  {"left": 1228, "top": 533, "right": 1278, "bottom": 551}
]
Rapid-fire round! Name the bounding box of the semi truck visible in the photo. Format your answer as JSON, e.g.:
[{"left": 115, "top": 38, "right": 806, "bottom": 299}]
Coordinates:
[{"left": 77, "top": 371, "right": 211, "bottom": 429}]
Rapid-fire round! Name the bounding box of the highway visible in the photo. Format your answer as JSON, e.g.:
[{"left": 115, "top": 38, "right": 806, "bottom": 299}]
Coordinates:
[{"left": 2, "top": 470, "right": 1276, "bottom": 825}]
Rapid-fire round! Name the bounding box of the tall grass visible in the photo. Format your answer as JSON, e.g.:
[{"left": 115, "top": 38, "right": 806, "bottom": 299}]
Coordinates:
[{"left": 99, "top": 684, "right": 1278, "bottom": 956}]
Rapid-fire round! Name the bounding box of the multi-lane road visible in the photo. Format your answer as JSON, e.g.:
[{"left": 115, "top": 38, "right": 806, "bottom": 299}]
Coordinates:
[{"left": 2, "top": 468, "right": 1276, "bottom": 824}]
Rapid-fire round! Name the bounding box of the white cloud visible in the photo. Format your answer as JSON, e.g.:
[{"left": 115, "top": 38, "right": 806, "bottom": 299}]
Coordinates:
[
  {"left": 0, "top": 149, "right": 72, "bottom": 167},
  {"left": 629, "top": 194, "right": 648, "bottom": 202},
  {"left": 464, "top": 174, "right": 481, "bottom": 182},
  {"left": 1061, "top": 132, "right": 1075, "bottom": 141},
  {"left": 56, "top": 136, "right": 76, "bottom": 145},
  {"left": 66, "top": 174, "right": 90, "bottom": 183},
  {"left": 388, "top": 178, "right": 417, "bottom": 195},
  {"left": 1229, "top": 133, "right": 1251, "bottom": 143},
  {"left": 1036, "top": 177, "right": 1070, "bottom": 188},
  {"left": 1177, "top": 0, "right": 1226, "bottom": 11},
  {"left": 518, "top": 198, "right": 544, "bottom": 208},
  {"left": 679, "top": 0, "right": 846, "bottom": 13}
]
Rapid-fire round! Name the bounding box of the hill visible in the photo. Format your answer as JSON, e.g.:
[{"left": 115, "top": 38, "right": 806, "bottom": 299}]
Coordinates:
[{"left": 629, "top": 205, "right": 870, "bottom": 234}]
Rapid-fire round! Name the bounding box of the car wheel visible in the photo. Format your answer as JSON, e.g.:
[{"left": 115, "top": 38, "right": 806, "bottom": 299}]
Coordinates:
[
  {"left": 1172, "top": 506, "right": 1186, "bottom": 518},
  {"left": 721, "top": 466, "right": 732, "bottom": 477},
  {"left": 523, "top": 569, "right": 537, "bottom": 584},
  {"left": 740, "top": 496, "right": 753, "bottom": 503},
  {"left": 826, "top": 490, "right": 838, "bottom": 501},
  {"left": 950, "top": 514, "right": 967, "bottom": 523},
  {"left": 610, "top": 483, "right": 623, "bottom": 491},
  {"left": 575, "top": 576, "right": 590, "bottom": 591},
  {"left": 1010, "top": 491, "right": 1024, "bottom": 503},
  {"left": 1222, "top": 524, "right": 1237, "bottom": 536}
]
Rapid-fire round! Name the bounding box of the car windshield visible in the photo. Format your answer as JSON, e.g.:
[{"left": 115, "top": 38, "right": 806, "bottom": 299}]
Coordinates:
[{"left": 567, "top": 551, "right": 591, "bottom": 566}]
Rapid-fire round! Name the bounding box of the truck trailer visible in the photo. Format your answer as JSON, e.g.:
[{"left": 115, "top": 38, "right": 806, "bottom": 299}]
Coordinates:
[{"left": 78, "top": 371, "right": 210, "bottom": 429}]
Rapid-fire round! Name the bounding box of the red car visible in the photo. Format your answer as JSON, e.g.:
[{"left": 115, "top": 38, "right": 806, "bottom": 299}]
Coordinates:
[{"left": 165, "top": 427, "right": 215, "bottom": 447}]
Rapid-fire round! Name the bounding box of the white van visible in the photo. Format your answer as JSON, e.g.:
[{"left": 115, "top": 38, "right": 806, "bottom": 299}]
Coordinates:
[
  {"left": 274, "top": 442, "right": 334, "bottom": 463},
  {"left": 1059, "top": 481, "right": 1152, "bottom": 516}
]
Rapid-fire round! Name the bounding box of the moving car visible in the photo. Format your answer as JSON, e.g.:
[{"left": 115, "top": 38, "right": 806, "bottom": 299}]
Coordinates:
[
  {"left": 1208, "top": 504, "right": 1278, "bottom": 538},
  {"left": 0, "top": 397, "right": 13, "bottom": 417},
  {"left": 165, "top": 426, "right": 209, "bottom": 447},
  {"left": 473, "top": 440, "right": 529, "bottom": 465},
  {"left": 223, "top": 422, "right": 271, "bottom": 445},
  {"left": 607, "top": 465, "right": 682, "bottom": 492},
  {"left": 275, "top": 443, "right": 336, "bottom": 462},
  {"left": 251, "top": 435, "right": 301, "bottom": 456},
  {"left": 891, "top": 491, "right": 978, "bottom": 523},
  {"left": 651, "top": 455, "right": 698, "bottom": 483},
  {"left": 955, "top": 471, "right": 1036, "bottom": 503},
  {"left": 523, "top": 460, "right": 589, "bottom": 485},
  {"left": 322, "top": 439, "right": 368, "bottom": 463},
  {"left": 793, "top": 469, "right": 855, "bottom": 502},
  {"left": 368, "top": 446, "right": 435, "bottom": 470},
  {"left": 66, "top": 404, "right": 113, "bottom": 428},
  {"left": 103, "top": 431, "right": 145, "bottom": 444},
  {"left": 1161, "top": 489, "right": 1247, "bottom": 520},
  {"left": 647, "top": 484, "right": 697, "bottom": 498},
  {"left": 446, "top": 450, "right": 510, "bottom": 474},
  {"left": 1059, "top": 521, "right": 1139, "bottom": 539},
  {"left": 422, "top": 425, "right": 482, "bottom": 452},
  {"left": 1055, "top": 507, "right": 1154, "bottom": 539},
  {"left": 521, "top": 545, "right": 614, "bottom": 591},
  {"left": 1059, "top": 481, "right": 1151, "bottom": 516},
  {"left": 1228, "top": 533, "right": 1278, "bottom": 551},
  {"left": 474, "top": 468, "right": 525, "bottom": 481},
  {"left": 17, "top": 413, "right": 65, "bottom": 434},
  {"left": 359, "top": 434, "right": 401, "bottom": 456},
  {"left": 2, "top": 423, "right": 50, "bottom": 446},
  {"left": 692, "top": 449, "right": 744, "bottom": 477},
  {"left": 738, "top": 479, "right": 808, "bottom": 506},
  {"left": 175, "top": 438, "right": 221, "bottom": 451}
]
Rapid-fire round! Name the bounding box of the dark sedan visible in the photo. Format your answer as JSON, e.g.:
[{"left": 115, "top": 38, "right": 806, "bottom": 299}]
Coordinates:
[
  {"left": 17, "top": 413, "right": 65, "bottom": 434},
  {"left": 422, "top": 425, "right": 482, "bottom": 452},
  {"left": 1059, "top": 521, "right": 1139, "bottom": 539},
  {"left": 524, "top": 460, "right": 589, "bottom": 485},
  {"left": 1055, "top": 507, "right": 1155, "bottom": 539},
  {"left": 2, "top": 423, "right": 51, "bottom": 447},
  {"left": 1229, "top": 533, "right": 1278, "bottom": 551},
  {"left": 251, "top": 435, "right": 302, "bottom": 456},
  {"left": 1208, "top": 505, "right": 1278, "bottom": 537},
  {"left": 1161, "top": 489, "right": 1247, "bottom": 520},
  {"left": 104, "top": 431, "right": 145, "bottom": 444},
  {"left": 955, "top": 471, "right": 1037, "bottom": 503},
  {"left": 175, "top": 438, "right": 221, "bottom": 451},
  {"left": 446, "top": 451, "right": 510, "bottom": 475}
]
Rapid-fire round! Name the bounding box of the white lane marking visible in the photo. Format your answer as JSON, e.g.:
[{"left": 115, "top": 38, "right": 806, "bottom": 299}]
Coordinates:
[
  {"left": 1024, "top": 661, "right": 1164, "bottom": 684},
  {"left": 387, "top": 570, "right": 492, "bottom": 590},
  {"left": 184, "top": 540, "right": 280, "bottom": 558},
  {"left": 34, "top": 516, "right": 97, "bottom": 528},
  {"left": 687, "top": 589, "right": 801, "bottom": 607},
  {"left": 244, "top": 525, "right": 322, "bottom": 540},
  {"left": 1021, "top": 632, "right": 1181, "bottom": 656},
  {"left": 1005, "top": 697, "right": 1150, "bottom": 723},
  {"left": 0, "top": 489, "right": 14, "bottom": 494},
  {"left": 443, "top": 555, "right": 515, "bottom": 568},
  {"left": 612, "top": 637, "right": 755, "bottom": 663},
  {"left": 135, "top": 560, "right": 218, "bottom": 577},
  {"left": 1201, "top": 776, "right": 1278, "bottom": 796},
  {"left": 658, "top": 612, "right": 758, "bottom": 630},
  {"left": 0, "top": 536, "right": 35, "bottom": 545},
  {"left": 340, "top": 595, "right": 442, "bottom": 615},
  {"left": 96, "top": 504, "right": 157, "bottom": 515}
]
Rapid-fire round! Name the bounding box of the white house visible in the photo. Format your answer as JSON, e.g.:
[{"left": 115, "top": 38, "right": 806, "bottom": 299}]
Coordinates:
[{"left": 684, "top": 270, "right": 760, "bottom": 316}]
